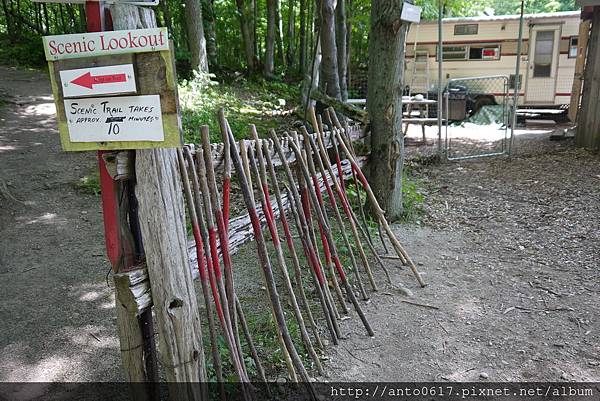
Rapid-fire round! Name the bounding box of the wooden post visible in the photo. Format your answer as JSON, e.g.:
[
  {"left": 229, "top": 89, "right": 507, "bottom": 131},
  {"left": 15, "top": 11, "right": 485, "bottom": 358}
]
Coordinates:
[
  {"left": 110, "top": 4, "right": 208, "bottom": 398},
  {"left": 576, "top": 6, "right": 600, "bottom": 150},
  {"left": 568, "top": 17, "right": 591, "bottom": 123}
]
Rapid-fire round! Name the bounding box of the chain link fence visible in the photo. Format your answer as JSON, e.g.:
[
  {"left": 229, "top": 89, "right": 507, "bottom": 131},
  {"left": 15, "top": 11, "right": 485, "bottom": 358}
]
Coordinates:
[{"left": 444, "top": 75, "right": 513, "bottom": 160}]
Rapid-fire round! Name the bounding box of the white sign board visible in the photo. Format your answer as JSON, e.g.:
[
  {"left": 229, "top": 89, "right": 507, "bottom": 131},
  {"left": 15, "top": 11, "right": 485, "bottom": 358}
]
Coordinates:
[
  {"left": 65, "top": 95, "right": 164, "bottom": 142},
  {"left": 60, "top": 64, "right": 136, "bottom": 98},
  {"left": 43, "top": 28, "right": 169, "bottom": 61},
  {"left": 401, "top": 3, "right": 421, "bottom": 23}
]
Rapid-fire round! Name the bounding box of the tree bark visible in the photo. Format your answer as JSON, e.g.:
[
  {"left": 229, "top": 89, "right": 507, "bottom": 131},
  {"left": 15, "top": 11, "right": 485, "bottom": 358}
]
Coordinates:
[
  {"left": 111, "top": 4, "right": 209, "bottom": 397},
  {"left": 335, "top": 0, "right": 348, "bottom": 101},
  {"left": 319, "top": 0, "right": 341, "bottom": 99},
  {"left": 577, "top": 7, "right": 600, "bottom": 150},
  {"left": 298, "top": 0, "right": 307, "bottom": 73},
  {"left": 286, "top": 0, "right": 295, "bottom": 69},
  {"left": 366, "top": 0, "right": 408, "bottom": 220},
  {"left": 184, "top": 0, "right": 209, "bottom": 73},
  {"left": 202, "top": 0, "right": 218, "bottom": 68},
  {"left": 264, "top": 0, "right": 276, "bottom": 77},
  {"left": 275, "top": 0, "right": 285, "bottom": 67},
  {"left": 236, "top": 0, "right": 257, "bottom": 73}
]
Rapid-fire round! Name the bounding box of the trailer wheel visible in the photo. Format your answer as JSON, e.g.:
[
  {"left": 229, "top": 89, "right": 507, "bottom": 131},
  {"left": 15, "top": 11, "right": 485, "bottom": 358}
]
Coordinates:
[{"left": 473, "top": 95, "right": 496, "bottom": 114}]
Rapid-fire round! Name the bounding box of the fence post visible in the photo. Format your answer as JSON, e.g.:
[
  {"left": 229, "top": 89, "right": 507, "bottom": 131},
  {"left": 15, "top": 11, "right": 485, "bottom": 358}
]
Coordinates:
[{"left": 110, "top": 4, "right": 208, "bottom": 399}]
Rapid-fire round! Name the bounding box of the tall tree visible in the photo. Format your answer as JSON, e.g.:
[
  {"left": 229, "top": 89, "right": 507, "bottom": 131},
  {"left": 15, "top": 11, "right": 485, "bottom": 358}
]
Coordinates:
[
  {"left": 286, "top": 0, "right": 295, "bottom": 69},
  {"left": 298, "top": 0, "right": 308, "bottom": 73},
  {"left": 202, "top": 0, "right": 218, "bottom": 68},
  {"left": 184, "top": 0, "right": 209, "bottom": 72},
  {"left": 335, "top": 0, "right": 348, "bottom": 100},
  {"left": 319, "top": 0, "right": 341, "bottom": 99},
  {"left": 236, "top": 0, "right": 258, "bottom": 73},
  {"left": 367, "top": 0, "right": 409, "bottom": 220},
  {"left": 264, "top": 0, "right": 277, "bottom": 77}
]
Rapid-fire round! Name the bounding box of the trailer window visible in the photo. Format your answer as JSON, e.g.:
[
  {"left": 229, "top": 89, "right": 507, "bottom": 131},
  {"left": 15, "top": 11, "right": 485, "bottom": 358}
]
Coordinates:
[
  {"left": 441, "top": 45, "right": 468, "bottom": 60},
  {"left": 454, "top": 24, "right": 478, "bottom": 35},
  {"left": 533, "top": 30, "right": 554, "bottom": 77},
  {"left": 469, "top": 44, "right": 501, "bottom": 60},
  {"left": 569, "top": 36, "right": 578, "bottom": 58}
]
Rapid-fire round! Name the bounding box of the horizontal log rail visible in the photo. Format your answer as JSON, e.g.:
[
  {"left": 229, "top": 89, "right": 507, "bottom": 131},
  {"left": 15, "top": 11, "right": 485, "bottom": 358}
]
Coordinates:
[{"left": 126, "top": 125, "right": 368, "bottom": 313}]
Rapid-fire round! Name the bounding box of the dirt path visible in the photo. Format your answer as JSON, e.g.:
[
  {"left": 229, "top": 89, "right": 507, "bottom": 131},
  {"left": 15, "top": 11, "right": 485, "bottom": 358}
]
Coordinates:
[
  {"left": 0, "top": 66, "right": 122, "bottom": 381},
  {"left": 325, "top": 145, "right": 600, "bottom": 382}
]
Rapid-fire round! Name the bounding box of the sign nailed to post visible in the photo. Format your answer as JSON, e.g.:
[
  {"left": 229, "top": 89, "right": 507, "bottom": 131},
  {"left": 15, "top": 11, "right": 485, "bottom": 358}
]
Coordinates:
[
  {"left": 43, "top": 28, "right": 169, "bottom": 61},
  {"left": 44, "top": 27, "right": 182, "bottom": 151},
  {"left": 65, "top": 95, "right": 164, "bottom": 143}
]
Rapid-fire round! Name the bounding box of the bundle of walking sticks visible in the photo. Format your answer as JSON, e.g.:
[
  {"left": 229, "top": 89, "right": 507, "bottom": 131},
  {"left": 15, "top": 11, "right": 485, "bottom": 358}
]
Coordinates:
[{"left": 176, "top": 106, "right": 425, "bottom": 397}]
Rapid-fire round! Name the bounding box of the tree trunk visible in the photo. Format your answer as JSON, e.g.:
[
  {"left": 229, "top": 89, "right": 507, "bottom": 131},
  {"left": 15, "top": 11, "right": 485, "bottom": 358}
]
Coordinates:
[
  {"left": 335, "top": 0, "right": 348, "bottom": 101},
  {"left": 264, "top": 0, "right": 276, "bottom": 77},
  {"left": 319, "top": 0, "right": 341, "bottom": 99},
  {"left": 236, "top": 0, "right": 257, "bottom": 73},
  {"left": 286, "top": 0, "right": 295, "bottom": 69},
  {"left": 184, "top": 0, "right": 209, "bottom": 73},
  {"left": 275, "top": 0, "right": 285, "bottom": 67},
  {"left": 160, "top": 0, "right": 173, "bottom": 34},
  {"left": 202, "top": 0, "right": 218, "bottom": 68},
  {"left": 367, "top": 0, "right": 408, "bottom": 220},
  {"left": 298, "top": 0, "right": 307, "bottom": 74},
  {"left": 111, "top": 4, "right": 209, "bottom": 397},
  {"left": 577, "top": 7, "right": 600, "bottom": 150}
]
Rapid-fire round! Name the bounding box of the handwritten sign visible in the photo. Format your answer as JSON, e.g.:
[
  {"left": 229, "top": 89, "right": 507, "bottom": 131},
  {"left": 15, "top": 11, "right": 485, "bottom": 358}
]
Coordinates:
[
  {"left": 43, "top": 28, "right": 169, "bottom": 61},
  {"left": 64, "top": 95, "right": 164, "bottom": 143},
  {"left": 60, "top": 64, "right": 136, "bottom": 98}
]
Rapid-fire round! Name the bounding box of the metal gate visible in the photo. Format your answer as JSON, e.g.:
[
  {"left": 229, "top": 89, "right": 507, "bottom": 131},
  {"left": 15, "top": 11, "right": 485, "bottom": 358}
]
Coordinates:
[{"left": 444, "top": 75, "right": 513, "bottom": 160}]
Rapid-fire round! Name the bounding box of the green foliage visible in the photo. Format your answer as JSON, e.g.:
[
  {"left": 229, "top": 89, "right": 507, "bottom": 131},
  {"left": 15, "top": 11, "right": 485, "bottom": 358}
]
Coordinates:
[
  {"left": 73, "top": 171, "right": 101, "bottom": 196},
  {"left": 0, "top": 34, "right": 46, "bottom": 68},
  {"left": 401, "top": 172, "right": 425, "bottom": 223},
  {"left": 179, "top": 72, "right": 299, "bottom": 143}
]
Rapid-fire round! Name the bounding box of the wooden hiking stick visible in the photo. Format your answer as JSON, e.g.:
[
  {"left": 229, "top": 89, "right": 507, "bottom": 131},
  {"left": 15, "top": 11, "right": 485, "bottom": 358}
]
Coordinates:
[
  {"left": 262, "top": 141, "right": 324, "bottom": 349},
  {"left": 177, "top": 148, "right": 225, "bottom": 393},
  {"left": 194, "top": 147, "right": 249, "bottom": 382},
  {"left": 327, "top": 109, "right": 388, "bottom": 254},
  {"left": 295, "top": 132, "right": 349, "bottom": 314},
  {"left": 186, "top": 148, "right": 268, "bottom": 386},
  {"left": 269, "top": 132, "right": 341, "bottom": 344},
  {"left": 328, "top": 120, "right": 427, "bottom": 288},
  {"left": 246, "top": 133, "right": 324, "bottom": 375},
  {"left": 199, "top": 127, "right": 248, "bottom": 379},
  {"left": 320, "top": 110, "right": 395, "bottom": 284},
  {"left": 225, "top": 127, "right": 318, "bottom": 398},
  {"left": 286, "top": 134, "right": 374, "bottom": 337},
  {"left": 218, "top": 110, "right": 232, "bottom": 232},
  {"left": 300, "top": 127, "right": 371, "bottom": 299}
]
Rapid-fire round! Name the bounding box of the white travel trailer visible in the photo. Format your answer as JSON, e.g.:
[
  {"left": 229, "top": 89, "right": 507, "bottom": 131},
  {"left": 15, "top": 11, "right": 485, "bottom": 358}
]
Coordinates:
[{"left": 405, "top": 11, "right": 581, "bottom": 108}]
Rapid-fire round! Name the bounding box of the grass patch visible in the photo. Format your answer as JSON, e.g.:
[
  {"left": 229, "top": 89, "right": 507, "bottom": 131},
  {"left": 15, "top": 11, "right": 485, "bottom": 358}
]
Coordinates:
[
  {"left": 179, "top": 72, "right": 299, "bottom": 144},
  {"left": 73, "top": 171, "right": 101, "bottom": 196}
]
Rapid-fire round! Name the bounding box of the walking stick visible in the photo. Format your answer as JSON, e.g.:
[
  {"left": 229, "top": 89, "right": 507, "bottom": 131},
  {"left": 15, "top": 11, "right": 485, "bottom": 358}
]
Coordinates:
[
  {"left": 295, "top": 132, "right": 349, "bottom": 314},
  {"left": 199, "top": 127, "right": 248, "bottom": 379},
  {"left": 286, "top": 134, "right": 374, "bottom": 337},
  {"left": 225, "top": 127, "right": 318, "bottom": 399},
  {"left": 194, "top": 147, "right": 249, "bottom": 382},
  {"left": 328, "top": 120, "right": 427, "bottom": 288},
  {"left": 177, "top": 148, "right": 225, "bottom": 396},
  {"left": 218, "top": 110, "right": 232, "bottom": 232},
  {"left": 299, "top": 127, "right": 371, "bottom": 299},
  {"left": 269, "top": 132, "right": 341, "bottom": 343},
  {"left": 245, "top": 132, "right": 323, "bottom": 375},
  {"left": 262, "top": 141, "right": 324, "bottom": 349}
]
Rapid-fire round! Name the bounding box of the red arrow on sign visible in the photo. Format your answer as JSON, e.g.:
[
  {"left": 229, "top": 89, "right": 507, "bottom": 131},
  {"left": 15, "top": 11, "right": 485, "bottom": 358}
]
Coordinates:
[{"left": 70, "top": 72, "right": 127, "bottom": 89}]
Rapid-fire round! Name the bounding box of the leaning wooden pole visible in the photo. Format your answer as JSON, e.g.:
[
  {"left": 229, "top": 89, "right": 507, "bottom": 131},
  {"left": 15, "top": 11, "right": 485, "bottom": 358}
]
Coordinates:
[
  {"left": 262, "top": 140, "right": 324, "bottom": 349},
  {"left": 332, "top": 123, "right": 427, "bottom": 287},
  {"left": 177, "top": 148, "right": 225, "bottom": 395},
  {"left": 225, "top": 127, "right": 318, "bottom": 398},
  {"left": 246, "top": 133, "right": 324, "bottom": 375},
  {"left": 286, "top": 134, "right": 375, "bottom": 337}
]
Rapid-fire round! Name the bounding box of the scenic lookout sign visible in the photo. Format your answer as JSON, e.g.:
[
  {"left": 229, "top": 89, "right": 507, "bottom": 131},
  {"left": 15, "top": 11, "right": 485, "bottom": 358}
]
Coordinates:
[{"left": 43, "top": 27, "right": 182, "bottom": 151}]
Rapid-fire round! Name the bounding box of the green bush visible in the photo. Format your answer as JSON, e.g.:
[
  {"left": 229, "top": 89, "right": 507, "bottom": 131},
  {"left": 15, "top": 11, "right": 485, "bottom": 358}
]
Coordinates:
[{"left": 0, "top": 34, "right": 46, "bottom": 68}]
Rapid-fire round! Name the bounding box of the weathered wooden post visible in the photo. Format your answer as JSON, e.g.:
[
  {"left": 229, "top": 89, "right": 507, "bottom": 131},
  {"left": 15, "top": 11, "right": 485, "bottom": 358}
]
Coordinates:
[{"left": 109, "top": 4, "right": 209, "bottom": 397}]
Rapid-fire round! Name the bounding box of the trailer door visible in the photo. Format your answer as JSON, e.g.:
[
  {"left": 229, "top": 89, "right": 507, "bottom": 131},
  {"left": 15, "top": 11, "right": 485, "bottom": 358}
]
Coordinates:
[{"left": 525, "top": 25, "right": 561, "bottom": 104}]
